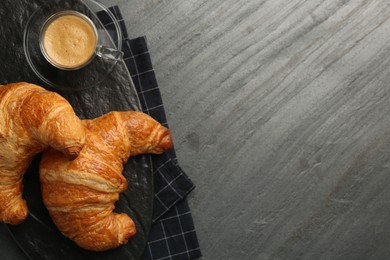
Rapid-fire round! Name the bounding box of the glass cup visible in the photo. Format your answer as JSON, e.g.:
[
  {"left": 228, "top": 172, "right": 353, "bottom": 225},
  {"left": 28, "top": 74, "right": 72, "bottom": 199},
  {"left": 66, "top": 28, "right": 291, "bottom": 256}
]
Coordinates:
[{"left": 39, "top": 10, "right": 123, "bottom": 70}]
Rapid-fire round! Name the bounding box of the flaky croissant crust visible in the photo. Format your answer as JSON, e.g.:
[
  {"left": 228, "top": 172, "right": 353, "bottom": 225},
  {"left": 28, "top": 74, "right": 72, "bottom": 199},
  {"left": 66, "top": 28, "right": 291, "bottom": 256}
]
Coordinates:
[
  {"left": 0, "top": 82, "right": 85, "bottom": 225},
  {"left": 40, "top": 111, "right": 173, "bottom": 251}
]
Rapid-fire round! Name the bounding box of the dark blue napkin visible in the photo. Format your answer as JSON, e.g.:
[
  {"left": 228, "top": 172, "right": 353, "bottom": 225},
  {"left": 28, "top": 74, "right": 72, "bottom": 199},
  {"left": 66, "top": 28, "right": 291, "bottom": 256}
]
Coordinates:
[{"left": 99, "top": 6, "right": 201, "bottom": 260}]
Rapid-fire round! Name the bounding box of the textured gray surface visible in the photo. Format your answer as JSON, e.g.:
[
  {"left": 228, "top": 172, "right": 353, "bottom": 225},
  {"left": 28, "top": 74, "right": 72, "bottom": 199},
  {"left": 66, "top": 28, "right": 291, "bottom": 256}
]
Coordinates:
[
  {"left": 99, "top": 0, "right": 390, "bottom": 259},
  {"left": 2, "top": 0, "right": 390, "bottom": 259}
]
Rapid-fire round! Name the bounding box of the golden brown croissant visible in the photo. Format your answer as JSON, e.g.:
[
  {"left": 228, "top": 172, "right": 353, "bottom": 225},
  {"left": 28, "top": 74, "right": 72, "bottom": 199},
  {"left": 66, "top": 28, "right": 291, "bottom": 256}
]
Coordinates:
[
  {"left": 0, "top": 82, "right": 85, "bottom": 225},
  {"left": 40, "top": 111, "right": 173, "bottom": 251}
]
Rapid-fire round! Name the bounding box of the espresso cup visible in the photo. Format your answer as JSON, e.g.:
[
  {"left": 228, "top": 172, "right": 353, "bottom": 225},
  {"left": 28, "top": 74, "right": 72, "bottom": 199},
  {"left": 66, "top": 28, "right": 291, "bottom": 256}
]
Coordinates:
[{"left": 39, "top": 10, "right": 123, "bottom": 70}]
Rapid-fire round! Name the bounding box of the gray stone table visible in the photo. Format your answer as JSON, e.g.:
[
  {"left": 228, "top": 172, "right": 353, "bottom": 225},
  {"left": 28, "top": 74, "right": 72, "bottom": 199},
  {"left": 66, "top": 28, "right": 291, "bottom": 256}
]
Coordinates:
[
  {"left": 103, "top": 1, "right": 390, "bottom": 259},
  {"left": 3, "top": 0, "right": 390, "bottom": 259}
]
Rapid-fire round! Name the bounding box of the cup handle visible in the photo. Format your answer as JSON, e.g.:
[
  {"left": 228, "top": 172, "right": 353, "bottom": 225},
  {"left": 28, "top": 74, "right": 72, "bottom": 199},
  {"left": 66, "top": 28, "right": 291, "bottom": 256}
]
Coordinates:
[{"left": 96, "top": 45, "right": 124, "bottom": 60}]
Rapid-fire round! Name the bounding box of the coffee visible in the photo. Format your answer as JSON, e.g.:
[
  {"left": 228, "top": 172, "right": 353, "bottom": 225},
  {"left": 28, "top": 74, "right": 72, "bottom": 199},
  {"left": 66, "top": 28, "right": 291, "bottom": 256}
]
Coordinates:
[{"left": 41, "top": 12, "right": 97, "bottom": 69}]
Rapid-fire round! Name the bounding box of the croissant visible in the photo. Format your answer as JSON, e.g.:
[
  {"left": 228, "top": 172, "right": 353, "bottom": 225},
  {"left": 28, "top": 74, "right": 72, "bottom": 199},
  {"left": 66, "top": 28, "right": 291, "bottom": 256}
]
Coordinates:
[
  {"left": 40, "top": 111, "right": 173, "bottom": 251},
  {"left": 0, "top": 82, "right": 85, "bottom": 225}
]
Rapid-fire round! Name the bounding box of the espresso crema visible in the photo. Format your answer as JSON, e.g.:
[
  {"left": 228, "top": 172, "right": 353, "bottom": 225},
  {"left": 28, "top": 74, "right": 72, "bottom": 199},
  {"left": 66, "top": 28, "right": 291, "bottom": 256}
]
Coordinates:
[{"left": 41, "top": 13, "right": 97, "bottom": 69}]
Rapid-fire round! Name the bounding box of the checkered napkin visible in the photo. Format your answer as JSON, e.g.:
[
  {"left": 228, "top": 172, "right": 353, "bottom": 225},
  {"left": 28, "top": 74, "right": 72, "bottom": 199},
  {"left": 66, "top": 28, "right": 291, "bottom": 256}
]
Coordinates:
[{"left": 98, "top": 6, "right": 202, "bottom": 260}]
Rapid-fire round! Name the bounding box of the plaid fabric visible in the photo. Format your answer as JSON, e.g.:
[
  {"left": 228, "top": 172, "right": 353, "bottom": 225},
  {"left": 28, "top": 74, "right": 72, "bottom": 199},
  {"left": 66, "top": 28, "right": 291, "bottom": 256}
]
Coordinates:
[
  {"left": 142, "top": 200, "right": 202, "bottom": 260},
  {"left": 99, "top": 6, "right": 202, "bottom": 260}
]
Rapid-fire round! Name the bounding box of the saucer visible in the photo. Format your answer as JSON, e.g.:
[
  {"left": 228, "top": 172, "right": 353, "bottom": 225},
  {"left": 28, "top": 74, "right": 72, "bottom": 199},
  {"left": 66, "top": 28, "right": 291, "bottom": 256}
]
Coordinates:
[{"left": 23, "top": 0, "right": 123, "bottom": 91}]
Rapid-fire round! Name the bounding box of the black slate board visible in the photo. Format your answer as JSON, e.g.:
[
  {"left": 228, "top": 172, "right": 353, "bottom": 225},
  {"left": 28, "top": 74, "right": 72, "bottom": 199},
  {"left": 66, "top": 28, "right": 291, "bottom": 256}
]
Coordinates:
[{"left": 0, "top": 0, "right": 153, "bottom": 259}]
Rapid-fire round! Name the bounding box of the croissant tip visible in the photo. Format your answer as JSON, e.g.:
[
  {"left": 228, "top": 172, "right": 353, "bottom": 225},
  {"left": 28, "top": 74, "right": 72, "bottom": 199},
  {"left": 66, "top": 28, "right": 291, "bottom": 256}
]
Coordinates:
[
  {"left": 161, "top": 129, "right": 173, "bottom": 151},
  {"left": 6, "top": 215, "right": 27, "bottom": 225},
  {"left": 63, "top": 146, "right": 82, "bottom": 160},
  {"left": 118, "top": 214, "right": 137, "bottom": 243},
  {"left": 2, "top": 200, "right": 28, "bottom": 225}
]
